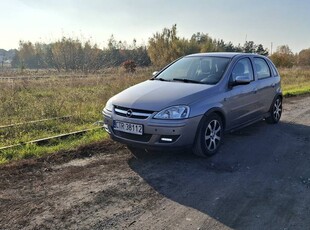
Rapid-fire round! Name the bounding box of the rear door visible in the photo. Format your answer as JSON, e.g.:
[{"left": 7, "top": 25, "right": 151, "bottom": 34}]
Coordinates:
[{"left": 253, "top": 57, "right": 276, "bottom": 113}]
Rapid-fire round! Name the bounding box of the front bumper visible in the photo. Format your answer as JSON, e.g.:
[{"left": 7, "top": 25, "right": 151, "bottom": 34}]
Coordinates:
[{"left": 103, "top": 109, "right": 202, "bottom": 150}]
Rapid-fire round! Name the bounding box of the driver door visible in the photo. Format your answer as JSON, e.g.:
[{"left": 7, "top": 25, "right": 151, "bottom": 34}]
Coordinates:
[{"left": 225, "top": 58, "right": 260, "bottom": 129}]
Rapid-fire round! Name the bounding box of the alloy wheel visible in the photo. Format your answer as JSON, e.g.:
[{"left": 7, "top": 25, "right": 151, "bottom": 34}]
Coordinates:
[
  {"left": 273, "top": 98, "right": 282, "bottom": 121},
  {"left": 205, "top": 120, "right": 221, "bottom": 151}
]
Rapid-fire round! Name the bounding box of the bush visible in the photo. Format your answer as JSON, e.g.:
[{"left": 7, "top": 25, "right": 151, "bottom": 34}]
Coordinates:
[
  {"left": 298, "top": 48, "right": 310, "bottom": 66},
  {"left": 122, "top": 60, "right": 136, "bottom": 73},
  {"left": 270, "top": 45, "right": 295, "bottom": 68}
]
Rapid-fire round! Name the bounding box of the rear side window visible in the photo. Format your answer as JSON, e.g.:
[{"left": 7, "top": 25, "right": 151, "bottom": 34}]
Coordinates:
[
  {"left": 269, "top": 62, "right": 279, "bottom": 76},
  {"left": 254, "top": 58, "right": 271, "bottom": 79}
]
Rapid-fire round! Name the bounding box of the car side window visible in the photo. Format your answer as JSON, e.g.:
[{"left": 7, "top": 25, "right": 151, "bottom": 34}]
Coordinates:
[
  {"left": 269, "top": 62, "right": 279, "bottom": 76},
  {"left": 231, "top": 58, "right": 254, "bottom": 82},
  {"left": 254, "top": 58, "right": 271, "bottom": 79}
]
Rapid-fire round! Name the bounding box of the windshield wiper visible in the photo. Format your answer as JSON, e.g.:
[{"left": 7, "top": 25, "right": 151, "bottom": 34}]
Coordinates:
[
  {"left": 173, "top": 78, "right": 202, "bottom": 84},
  {"left": 151, "top": 77, "right": 169, "bottom": 81}
]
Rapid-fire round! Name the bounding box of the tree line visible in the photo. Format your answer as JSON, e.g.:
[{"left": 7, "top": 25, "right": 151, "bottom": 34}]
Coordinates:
[
  {"left": 269, "top": 45, "right": 310, "bottom": 68},
  {"left": 12, "top": 36, "right": 151, "bottom": 72},
  {"left": 12, "top": 24, "right": 310, "bottom": 71},
  {"left": 147, "top": 24, "right": 270, "bottom": 67}
]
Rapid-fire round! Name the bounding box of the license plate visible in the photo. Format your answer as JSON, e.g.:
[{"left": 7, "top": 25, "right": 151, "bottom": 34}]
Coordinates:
[{"left": 113, "top": 121, "right": 143, "bottom": 135}]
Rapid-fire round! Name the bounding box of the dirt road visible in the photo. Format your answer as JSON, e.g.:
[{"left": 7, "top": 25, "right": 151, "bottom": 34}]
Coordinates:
[{"left": 1, "top": 95, "right": 309, "bottom": 230}]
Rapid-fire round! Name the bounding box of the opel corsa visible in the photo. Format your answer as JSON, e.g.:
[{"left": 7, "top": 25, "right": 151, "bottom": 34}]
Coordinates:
[{"left": 103, "top": 53, "right": 282, "bottom": 156}]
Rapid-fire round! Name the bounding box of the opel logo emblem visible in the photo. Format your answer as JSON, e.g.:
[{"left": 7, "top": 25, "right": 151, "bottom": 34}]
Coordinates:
[{"left": 126, "top": 109, "right": 133, "bottom": 117}]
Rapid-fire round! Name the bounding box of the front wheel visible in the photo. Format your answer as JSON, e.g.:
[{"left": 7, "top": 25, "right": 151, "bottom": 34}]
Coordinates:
[
  {"left": 266, "top": 96, "right": 282, "bottom": 124},
  {"left": 193, "top": 113, "right": 223, "bottom": 157}
]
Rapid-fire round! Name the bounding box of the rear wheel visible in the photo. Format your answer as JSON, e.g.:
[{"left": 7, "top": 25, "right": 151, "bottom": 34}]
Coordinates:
[
  {"left": 266, "top": 96, "right": 282, "bottom": 124},
  {"left": 193, "top": 113, "right": 223, "bottom": 157}
]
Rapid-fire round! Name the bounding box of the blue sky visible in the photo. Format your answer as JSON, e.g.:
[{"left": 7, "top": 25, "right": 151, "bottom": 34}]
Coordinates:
[{"left": 1, "top": 0, "right": 309, "bottom": 53}]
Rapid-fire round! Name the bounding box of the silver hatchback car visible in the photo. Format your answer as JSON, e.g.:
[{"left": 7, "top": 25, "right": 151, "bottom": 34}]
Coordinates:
[{"left": 103, "top": 53, "right": 282, "bottom": 156}]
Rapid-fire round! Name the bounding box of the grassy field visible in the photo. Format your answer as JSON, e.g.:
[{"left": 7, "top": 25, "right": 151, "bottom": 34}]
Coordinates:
[
  {"left": 280, "top": 68, "right": 310, "bottom": 96},
  {"left": 0, "top": 68, "right": 153, "bottom": 163},
  {"left": 0, "top": 67, "right": 309, "bottom": 164}
]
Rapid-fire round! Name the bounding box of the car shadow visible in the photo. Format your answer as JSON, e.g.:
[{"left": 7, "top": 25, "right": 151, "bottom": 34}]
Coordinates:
[{"left": 128, "top": 120, "right": 310, "bottom": 229}]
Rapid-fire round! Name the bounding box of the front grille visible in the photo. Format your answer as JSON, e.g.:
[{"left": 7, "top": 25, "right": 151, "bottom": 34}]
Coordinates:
[
  {"left": 114, "top": 106, "right": 154, "bottom": 119},
  {"left": 113, "top": 130, "right": 152, "bottom": 142}
]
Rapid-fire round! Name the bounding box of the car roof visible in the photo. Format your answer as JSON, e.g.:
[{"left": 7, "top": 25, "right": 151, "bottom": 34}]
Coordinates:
[{"left": 186, "top": 52, "right": 263, "bottom": 58}]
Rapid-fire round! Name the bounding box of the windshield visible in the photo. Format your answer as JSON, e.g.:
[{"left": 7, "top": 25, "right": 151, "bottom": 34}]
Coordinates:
[{"left": 155, "top": 56, "right": 231, "bottom": 84}]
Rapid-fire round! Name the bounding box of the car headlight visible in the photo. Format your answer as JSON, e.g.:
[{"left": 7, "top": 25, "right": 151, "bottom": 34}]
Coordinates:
[
  {"left": 154, "top": 105, "right": 190, "bottom": 119},
  {"left": 103, "top": 98, "right": 113, "bottom": 113}
]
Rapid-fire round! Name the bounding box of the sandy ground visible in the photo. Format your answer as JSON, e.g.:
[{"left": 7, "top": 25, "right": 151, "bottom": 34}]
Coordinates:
[{"left": 0, "top": 95, "right": 309, "bottom": 230}]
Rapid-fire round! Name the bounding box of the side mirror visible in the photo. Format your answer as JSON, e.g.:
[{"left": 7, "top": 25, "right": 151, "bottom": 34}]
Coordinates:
[
  {"left": 152, "top": 71, "right": 159, "bottom": 77},
  {"left": 229, "top": 75, "right": 251, "bottom": 87}
]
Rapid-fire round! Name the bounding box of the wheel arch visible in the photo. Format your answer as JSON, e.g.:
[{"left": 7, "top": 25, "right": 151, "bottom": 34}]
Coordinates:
[
  {"left": 269, "top": 93, "right": 283, "bottom": 111},
  {"left": 203, "top": 107, "right": 226, "bottom": 131},
  {"left": 193, "top": 107, "right": 226, "bottom": 146},
  {"left": 266, "top": 93, "right": 283, "bottom": 124},
  {"left": 192, "top": 107, "right": 226, "bottom": 156}
]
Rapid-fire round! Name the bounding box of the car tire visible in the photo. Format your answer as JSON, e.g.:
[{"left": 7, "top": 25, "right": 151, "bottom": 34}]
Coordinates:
[
  {"left": 193, "top": 113, "right": 223, "bottom": 157},
  {"left": 266, "top": 96, "right": 282, "bottom": 124}
]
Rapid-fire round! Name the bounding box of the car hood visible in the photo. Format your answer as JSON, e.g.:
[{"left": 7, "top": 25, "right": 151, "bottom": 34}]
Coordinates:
[{"left": 111, "top": 80, "right": 215, "bottom": 111}]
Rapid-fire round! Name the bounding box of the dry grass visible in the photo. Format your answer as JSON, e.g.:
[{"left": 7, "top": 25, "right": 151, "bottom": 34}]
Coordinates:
[
  {"left": 278, "top": 68, "right": 310, "bottom": 96},
  {"left": 0, "top": 68, "right": 153, "bottom": 125},
  {"left": 0, "top": 67, "right": 153, "bottom": 149}
]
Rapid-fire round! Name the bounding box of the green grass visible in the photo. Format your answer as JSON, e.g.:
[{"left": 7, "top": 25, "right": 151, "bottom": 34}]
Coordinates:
[
  {"left": 0, "top": 66, "right": 309, "bottom": 165},
  {"left": 283, "top": 86, "right": 310, "bottom": 97},
  {"left": 0, "top": 117, "right": 96, "bottom": 147},
  {"left": 279, "top": 68, "right": 310, "bottom": 96},
  {"left": 0, "top": 128, "right": 108, "bottom": 164}
]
